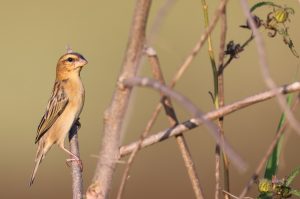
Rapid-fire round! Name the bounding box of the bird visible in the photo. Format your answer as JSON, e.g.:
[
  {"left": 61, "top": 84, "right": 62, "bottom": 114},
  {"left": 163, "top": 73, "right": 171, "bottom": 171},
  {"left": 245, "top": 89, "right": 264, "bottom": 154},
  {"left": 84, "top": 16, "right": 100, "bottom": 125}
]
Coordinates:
[{"left": 29, "top": 50, "right": 88, "bottom": 186}]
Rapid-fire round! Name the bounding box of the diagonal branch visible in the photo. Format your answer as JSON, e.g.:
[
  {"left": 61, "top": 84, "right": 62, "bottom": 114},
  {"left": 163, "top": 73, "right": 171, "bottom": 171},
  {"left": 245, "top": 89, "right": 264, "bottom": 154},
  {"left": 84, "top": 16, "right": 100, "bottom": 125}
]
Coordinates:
[
  {"left": 146, "top": 48, "right": 204, "bottom": 199},
  {"left": 120, "top": 81, "right": 300, "bottom": 159},
  {"left": 122, "top": 76, "right": 247, "bottom": 171},
  {"left": 86, "top": 1, "right": 152, "bottom": 198},
  {"left": 117, "top": 47, "right": 205, "bottom": 199},
  {"left": 170, "top": 0, "right": 228, "bottom": 87}
]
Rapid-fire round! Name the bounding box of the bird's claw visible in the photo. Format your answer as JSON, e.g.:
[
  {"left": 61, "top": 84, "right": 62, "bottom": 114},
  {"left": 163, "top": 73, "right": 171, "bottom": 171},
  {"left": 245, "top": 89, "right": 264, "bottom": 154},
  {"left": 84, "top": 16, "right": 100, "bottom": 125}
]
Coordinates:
[{"left": 66, "top": 158, "right": 83, "bottom": 172}]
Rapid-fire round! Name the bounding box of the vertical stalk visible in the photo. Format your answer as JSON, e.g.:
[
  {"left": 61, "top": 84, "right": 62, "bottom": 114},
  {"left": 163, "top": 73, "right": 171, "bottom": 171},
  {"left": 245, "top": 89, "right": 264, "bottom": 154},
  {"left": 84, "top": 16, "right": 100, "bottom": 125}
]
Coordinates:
[
  {"left": 217, "top": 2, "right": 230, "bottom": 199},
  {"left": 69, "top": 121, "right": 83, "bottom": 199},
  {"left": 86, "top": 1, "right": 152, "bottom": 198},
  {"left": 200, "top": 1, "right": 229, "bottom": 198},
  {"left": 201, "top": 0, "right": 218, "bottom": 103}
]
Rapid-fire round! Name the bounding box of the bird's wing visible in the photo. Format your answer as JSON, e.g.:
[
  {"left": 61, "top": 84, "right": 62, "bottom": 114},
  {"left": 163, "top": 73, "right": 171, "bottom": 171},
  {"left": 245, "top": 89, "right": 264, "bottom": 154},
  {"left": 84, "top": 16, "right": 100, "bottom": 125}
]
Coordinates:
[{"left": 35, "top": 82, "right": 69, "bottom": 143}]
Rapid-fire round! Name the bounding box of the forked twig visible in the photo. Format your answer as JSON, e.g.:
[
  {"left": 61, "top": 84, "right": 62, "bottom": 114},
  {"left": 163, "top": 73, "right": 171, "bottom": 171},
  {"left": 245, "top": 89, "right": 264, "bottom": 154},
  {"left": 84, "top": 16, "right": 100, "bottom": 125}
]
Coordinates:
[
  {"left": 117, "top": 47, "right": 204, "bottom": 199},
  {"left": 122, "top": 76, "right": 247, "bottom": 171},
  {"left": 147, "top": 48, "right": 204, "bottom": 199},
  {"left": 114, "top": 2, "right": 228, "bottom": 197}
]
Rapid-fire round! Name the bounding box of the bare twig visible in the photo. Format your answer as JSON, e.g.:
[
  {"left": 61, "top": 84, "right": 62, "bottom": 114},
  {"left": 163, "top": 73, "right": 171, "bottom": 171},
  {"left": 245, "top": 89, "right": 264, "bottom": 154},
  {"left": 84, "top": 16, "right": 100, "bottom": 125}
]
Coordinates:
[
  {"left": 69, "top": 120, "right": 83, "bottom": 199},
  {"left": 120, "top": 81, "right": 300, "bottom": 158},
  {"left": 215, "top": 145, "right": 221, "bottom": 199},
  {"left": 147, "top": 48, "right": 204, "bottom": 199},
  {"left": 116, "top": 104, "right": 162, "bottom": 199},
  {"left": 86, "top": 1, "right": 152, "bottom": 198},
  {"left": 140, "top": 0, "right": 227, "bottom": 120},
  {"left": 239, "top": 0, "right": 300, "bottom": 136},
  {"left": 117, "top": 47, "right": 205, "bottom": 199},
  {"left": 216, "top": 1, "right": 228, "bottom": 199},
  {"left": 239, "top": 94, "right": 300, "bottom": 198},
  {"left": 116, "top": 2, "right": 228, "bottom": 197},
  {"left": 171, "top": 0, "right": 228, "bottom": 87},
  {"left": 123, "top": 76, "right": 247, "bottom": 171}
]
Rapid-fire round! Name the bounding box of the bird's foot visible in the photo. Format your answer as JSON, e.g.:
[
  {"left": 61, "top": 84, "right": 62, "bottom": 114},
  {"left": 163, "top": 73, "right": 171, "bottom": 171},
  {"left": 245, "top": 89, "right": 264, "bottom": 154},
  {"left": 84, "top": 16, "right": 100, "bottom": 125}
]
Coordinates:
[{"left": 66, "top": 158, "right": 83, "bottom": 172}]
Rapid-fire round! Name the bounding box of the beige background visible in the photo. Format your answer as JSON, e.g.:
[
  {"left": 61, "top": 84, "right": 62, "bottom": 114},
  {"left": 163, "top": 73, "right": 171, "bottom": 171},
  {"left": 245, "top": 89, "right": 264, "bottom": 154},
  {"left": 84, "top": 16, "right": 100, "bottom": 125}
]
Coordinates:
[{"left": 0, "top": 0, "right": 300, "bottom": 198}]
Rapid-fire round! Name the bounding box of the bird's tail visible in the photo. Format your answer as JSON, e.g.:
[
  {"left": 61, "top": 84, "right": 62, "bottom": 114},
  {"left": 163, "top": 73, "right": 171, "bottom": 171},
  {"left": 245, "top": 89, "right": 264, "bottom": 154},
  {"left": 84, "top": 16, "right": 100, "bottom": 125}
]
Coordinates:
[{"left": 29, "top": 147, "right": 44, "bottom": 186}]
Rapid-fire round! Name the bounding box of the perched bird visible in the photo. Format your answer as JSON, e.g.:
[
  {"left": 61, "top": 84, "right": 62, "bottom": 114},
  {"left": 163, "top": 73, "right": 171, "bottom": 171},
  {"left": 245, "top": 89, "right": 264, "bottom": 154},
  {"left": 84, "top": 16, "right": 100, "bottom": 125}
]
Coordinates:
[{"left": 30, "top": 51, "right": 88, "bottom": 186}]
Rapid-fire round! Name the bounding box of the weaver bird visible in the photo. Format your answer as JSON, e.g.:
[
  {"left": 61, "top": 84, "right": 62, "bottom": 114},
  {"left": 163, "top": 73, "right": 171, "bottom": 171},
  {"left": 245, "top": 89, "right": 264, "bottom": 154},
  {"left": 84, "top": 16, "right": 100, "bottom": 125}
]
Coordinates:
[{"left": 30, "top": 51, "right": 87, "bottom": 186}]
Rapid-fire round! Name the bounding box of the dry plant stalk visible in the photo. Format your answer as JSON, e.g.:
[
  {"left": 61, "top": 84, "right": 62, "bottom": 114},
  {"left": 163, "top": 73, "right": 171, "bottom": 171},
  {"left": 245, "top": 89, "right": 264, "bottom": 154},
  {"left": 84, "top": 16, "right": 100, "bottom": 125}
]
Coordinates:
[
  {"left": 114, "top": 1, "right": 229, "bottom": 197},
  {"left": 147, "top": 48, "right": 204, "bottom": 199},
  {"left": 86, "top": 1, "right": 152, "bottom": 198},
  {"left": 117, "top": 47, "right": 204, "bottom": 199},
  {"left": 69, "top": 121, "right": 83, "bottom": 199},
  {"left": 120, "top": 81, "right": 300, "bottom": 156},
  {"left": 122, "top": 76, "right": 246, "bottom": 171},
  {"left": 84, "top": 1, "right": 300, "bottom": 198},
  {"left": 216, "top": 2, "right": 227, "bottom": 199},
  {"left": 171, "top": 0, "right": 228, "bottom": 87}
]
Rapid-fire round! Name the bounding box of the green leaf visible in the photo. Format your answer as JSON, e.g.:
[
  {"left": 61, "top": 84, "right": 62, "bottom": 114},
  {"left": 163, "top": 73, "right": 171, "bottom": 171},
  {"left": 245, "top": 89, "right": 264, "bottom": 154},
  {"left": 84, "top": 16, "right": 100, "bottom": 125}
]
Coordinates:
[
  {"left": 250, "top": 1, "right": 279, "bottom": 12},
  {"left": 291, "top": 189, "right": 300, "bottom": 197},
  {"left": 286, "top": 167, "right": 300, "bottom": 186},
  {"left": 258, "top": 192, "right": 272, "bottom": 199},
  {"left": 264, "top": 94, "right": 293, "bottom": 179}
]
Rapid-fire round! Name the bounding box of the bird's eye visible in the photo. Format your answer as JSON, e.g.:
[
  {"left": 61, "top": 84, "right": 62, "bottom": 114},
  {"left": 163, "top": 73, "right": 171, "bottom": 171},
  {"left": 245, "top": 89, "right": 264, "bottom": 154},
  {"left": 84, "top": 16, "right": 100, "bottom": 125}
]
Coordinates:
[{"left": 67, "top": 57, "right": 74, "bottom": 62}]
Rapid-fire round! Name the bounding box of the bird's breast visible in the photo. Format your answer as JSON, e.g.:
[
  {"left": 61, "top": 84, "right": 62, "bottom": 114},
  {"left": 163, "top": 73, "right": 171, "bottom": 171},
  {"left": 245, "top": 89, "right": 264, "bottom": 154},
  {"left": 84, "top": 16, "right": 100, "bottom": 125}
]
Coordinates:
[{"left": 47, "top": 77, "right": 85, "bottom": 145}]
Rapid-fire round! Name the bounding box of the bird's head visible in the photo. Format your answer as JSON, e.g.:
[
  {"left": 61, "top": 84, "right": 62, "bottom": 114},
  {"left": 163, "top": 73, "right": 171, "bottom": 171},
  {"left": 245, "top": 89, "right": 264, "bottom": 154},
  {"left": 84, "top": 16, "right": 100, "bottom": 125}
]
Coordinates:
[{"left": 56, "top": 52, "right": 88, "bottom": 80}]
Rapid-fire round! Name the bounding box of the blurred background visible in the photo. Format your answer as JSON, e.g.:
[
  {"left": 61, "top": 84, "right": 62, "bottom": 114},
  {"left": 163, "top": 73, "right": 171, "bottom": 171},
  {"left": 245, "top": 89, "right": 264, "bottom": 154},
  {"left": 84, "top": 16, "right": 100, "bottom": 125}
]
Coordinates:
[{"left": 0, "top": 0, "right": 300, "bottom": 198}]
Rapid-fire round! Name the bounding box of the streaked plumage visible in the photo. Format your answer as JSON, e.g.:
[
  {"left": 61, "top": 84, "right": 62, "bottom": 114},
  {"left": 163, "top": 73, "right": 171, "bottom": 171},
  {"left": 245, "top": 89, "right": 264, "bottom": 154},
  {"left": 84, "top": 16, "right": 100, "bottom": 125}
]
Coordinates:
[{"left": 30, "top": 52, "right": 87, "bottom": 186}]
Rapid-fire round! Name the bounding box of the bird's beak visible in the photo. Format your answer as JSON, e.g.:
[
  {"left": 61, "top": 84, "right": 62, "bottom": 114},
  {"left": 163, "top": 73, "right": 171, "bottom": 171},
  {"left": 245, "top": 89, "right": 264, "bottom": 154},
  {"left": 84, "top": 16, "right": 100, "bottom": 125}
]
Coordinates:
[
  {"left": 80, "top": 58, "right": 88, "bottom": 66},
  {"left": 75, "top": 57, "right": 88, "bottom": 69}
]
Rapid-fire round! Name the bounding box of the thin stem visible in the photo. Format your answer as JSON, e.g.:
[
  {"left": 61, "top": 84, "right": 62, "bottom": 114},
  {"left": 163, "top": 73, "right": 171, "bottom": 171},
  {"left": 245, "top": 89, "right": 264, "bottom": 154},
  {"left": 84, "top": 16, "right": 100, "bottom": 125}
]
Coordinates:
[
  {"left": 116, "top": 47, "right": 204, "bottom": 199},
  {"left": 147, "top": 47, "right": 205, "bottom": 199},
  {"left": 239, "top": 0, "right": 300, "bottom": 136},
  {"left": 86, "top": 1, "right": 152, "bottom": 198},
  {"left": 218, "top": 34, "right": 254, "bottom": 75},
  {"left": 201, "top": 0, "right": 218, "bottom": 102},
  {"left": 116, "top": 104, "right": 161, "bottom": 199},
  {"left": 170, "top": 0, "right": 228, "bottom": 87},
  {"left": 115, "top": 2, "right": 227, "bottom": 197},
  {"left": 200, "top": 1, "right": 224, "bottom": 198},
  {"left": 69, "top": 120, "right": 83, "bottom": 199},
  {"left": 123, "top": 76, "right": 247, "bottom": 170},
  {"left": 239, "top": 95, "right": 300, "bottom": 198},
  {"left": 120, "top": 81, "right": 300, "bottom": 159},
  {"left": 216, "top": 1, "right": 228, "bottom": 199}
]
